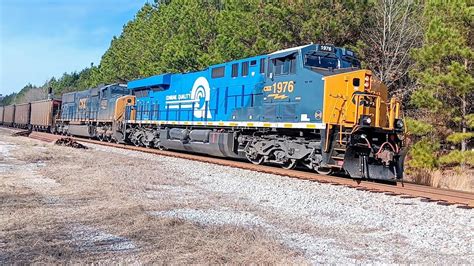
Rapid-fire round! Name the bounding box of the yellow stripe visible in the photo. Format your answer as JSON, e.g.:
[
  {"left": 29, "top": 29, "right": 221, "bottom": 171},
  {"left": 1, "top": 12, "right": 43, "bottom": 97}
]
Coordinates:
[
  {"left": 246, "top": 123, "right": 254, "bottom": 127},
  {"left": 229, "top": 123, "right": 238, "bottom": 126},
  {"left": 284, "top": 123, "right": 293, "bottom": 128},
  {"left": 218, "top": 122, "right": 224, "bottom": 126},
  {"left": 263, "top": 123, "right": 271, "bottom": 127},
  {"left": 197, "top": 122, "right": 203, "bottom": 125},
  {"left": 208, "top": 122, "right": 214, "bottom": 125},
  {"left": 306, "top": 124, "right": 316, "bottom": 129}
]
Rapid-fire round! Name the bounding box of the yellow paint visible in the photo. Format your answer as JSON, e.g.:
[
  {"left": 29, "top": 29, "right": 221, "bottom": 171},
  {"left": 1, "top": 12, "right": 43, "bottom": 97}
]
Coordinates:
[
  {"left": 218, "top": 122, "right": 225, "bottom": 126},
  {"left": 267, "top": 94, "right": 289, "bottom": 100},
  {"left": 114, "top": 95, "right": 136, "bottom": 121},
  {"left": 283, "top": 123, "right": 293, "bottom": 128},
  {"left": 263, "top": 123, "right": 271, "bottom": 127},
  {"left": 246, "top": 123, "right": 254, "bottom": 127},
  {"left": 322, "top": 70, "right": 400, "bottom": 130},
  {"left": 264, "top": 80, "right": 295, "bottom": 100},
  {"left": 197, "top": 122, "right": 203, "bottom": 125},
  {"left": 306, "top": 124, "right": 316, "bottom": 129},
  {"left": 229, "top": 122, "right": 238, "bottom": 126}
]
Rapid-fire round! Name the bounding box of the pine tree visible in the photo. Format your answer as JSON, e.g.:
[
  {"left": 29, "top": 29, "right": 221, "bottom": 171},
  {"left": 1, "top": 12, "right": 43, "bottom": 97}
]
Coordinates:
[{"left": 409, "top": 0, "right": 474, "bottom": 169}]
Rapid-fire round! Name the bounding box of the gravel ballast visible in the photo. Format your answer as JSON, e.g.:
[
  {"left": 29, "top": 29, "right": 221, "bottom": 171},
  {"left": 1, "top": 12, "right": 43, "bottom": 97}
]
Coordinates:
[{"left": 90, "top": 144, "right": 473, "bottom": 264}]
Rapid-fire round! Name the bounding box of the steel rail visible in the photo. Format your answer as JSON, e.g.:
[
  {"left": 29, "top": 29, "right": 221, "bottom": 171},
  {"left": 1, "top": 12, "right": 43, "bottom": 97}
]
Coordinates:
[{"left": 20, "top": 130, "right": 474, "bottom": 208}]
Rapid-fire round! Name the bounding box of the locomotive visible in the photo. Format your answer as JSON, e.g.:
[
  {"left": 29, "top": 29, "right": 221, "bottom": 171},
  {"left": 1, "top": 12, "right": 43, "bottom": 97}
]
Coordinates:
[{"left": 1, "top": 44, "right": 405, "bottom": 181}]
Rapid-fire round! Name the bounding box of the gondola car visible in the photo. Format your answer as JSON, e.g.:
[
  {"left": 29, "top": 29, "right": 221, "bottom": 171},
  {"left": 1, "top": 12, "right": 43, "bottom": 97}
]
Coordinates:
[
  {"left": 110, "top": 44, "right": 405, "bottom": 181},
  {"left": 3, "top": 105, "right": 15, "bottom": 127},
  {"left": 0, "top": 106, "right": 4, "bottom": 125},
  {"left": 30, "top": 99, "right": 62, "bottom": 132},
  {"left": 13, "top": 103, "right": 31, "bottom": 129}
]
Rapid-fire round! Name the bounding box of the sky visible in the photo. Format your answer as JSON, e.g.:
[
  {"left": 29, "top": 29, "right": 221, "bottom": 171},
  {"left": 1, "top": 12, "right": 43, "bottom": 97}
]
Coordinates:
[{"left": 0, "top": 0, "right": 149, "bottom": 96}]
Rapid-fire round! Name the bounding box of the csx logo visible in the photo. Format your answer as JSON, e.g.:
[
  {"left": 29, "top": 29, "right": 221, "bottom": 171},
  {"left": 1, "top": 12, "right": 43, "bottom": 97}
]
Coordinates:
[{"left": 79, "top": 98, "right": 87, "bottom": 109}]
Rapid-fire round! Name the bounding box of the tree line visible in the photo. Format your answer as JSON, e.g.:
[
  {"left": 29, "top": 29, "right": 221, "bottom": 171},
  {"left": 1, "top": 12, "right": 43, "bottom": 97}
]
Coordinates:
[{"left": 1, "top": 0, "right": 472, "bottom": 173}]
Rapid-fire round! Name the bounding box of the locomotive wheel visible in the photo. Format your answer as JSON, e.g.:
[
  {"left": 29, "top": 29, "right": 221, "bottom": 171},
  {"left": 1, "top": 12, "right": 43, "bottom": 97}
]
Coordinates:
[
  {"left": 315, "top": 166, "right": 333, "bottom": 175},
  {"left": 132, "top": 139, "right": 140, "bottom": 146},
  {"left": 246, "top": 153, "right": 264, "bottom": 165},
  {"left": 281, "top": 159, "right": 297, "bottom": 170},
  {"left": 142, "top": 140, "right": 151, "bottom": 148}
]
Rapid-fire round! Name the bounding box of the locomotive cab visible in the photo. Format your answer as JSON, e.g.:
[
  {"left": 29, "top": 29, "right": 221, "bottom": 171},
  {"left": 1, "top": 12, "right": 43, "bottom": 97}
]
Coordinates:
[{"left": 264, "top": 44, "right": 405, "bottom": 180}]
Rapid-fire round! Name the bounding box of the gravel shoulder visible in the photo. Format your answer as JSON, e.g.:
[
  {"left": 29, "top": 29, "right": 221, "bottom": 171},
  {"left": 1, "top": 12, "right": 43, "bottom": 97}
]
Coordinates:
[{"left": 0, "top": 128, "right": 472, "bottom": 263}]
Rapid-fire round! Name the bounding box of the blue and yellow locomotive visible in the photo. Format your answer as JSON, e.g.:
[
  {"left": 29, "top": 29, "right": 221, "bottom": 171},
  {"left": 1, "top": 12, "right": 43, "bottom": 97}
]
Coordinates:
[
  {"left": 52, "top": 44, "right": 404, "bottom": 181},
  {"left": 110, "top": 44, "right": 405, "bottom": 181}
]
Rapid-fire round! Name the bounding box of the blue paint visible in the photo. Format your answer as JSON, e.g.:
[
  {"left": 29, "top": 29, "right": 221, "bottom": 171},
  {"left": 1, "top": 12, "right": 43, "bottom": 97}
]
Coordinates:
[{"left": 128, "top": 44, "right": 360, "bottom": 125}]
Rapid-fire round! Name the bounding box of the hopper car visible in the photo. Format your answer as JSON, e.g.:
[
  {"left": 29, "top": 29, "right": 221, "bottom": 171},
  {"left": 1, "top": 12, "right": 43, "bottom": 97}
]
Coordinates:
[{"left": 0, "top": 99, "right": 61, "bottom": 131}]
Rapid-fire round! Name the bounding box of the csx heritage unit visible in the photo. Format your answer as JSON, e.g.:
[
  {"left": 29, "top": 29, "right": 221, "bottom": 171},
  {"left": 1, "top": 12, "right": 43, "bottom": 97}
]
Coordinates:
[{"left": 1, "top": 44, "right": 405, "bottom": 181}]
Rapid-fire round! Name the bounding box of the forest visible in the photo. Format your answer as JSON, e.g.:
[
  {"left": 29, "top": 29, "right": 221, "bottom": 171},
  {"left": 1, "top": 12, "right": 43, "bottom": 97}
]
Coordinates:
[{"left": 1, "top": 0, "right": 473, "bottom": 184}]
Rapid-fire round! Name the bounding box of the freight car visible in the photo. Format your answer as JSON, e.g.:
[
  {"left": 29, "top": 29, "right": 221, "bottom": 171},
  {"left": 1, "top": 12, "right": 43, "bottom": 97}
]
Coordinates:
[
  {"left": 3, "top": 105, "right": 15, "bottom": 126},
  {"left": 55, "top": 83, "right": 129, "bottom": 139},
  {"left": 30, "top": 99, "right": 61, "bottom": 132},
  {"left": 110, "top": 44, "right": 405, "bottom": 181},
  {"left": 0, "top": 99, "right": 60, "bottom": 132},
  {"left": 0, "top": 106, "right": 4, "bottom": 124},
  {"left": 14, "top": 103, "right": 31, "bottom": 129}
]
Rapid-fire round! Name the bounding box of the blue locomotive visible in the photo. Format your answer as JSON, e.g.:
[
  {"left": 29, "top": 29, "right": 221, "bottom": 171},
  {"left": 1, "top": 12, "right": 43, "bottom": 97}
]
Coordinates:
[
  {"left": 56, "top": 84, "right": 129, "bottom": 140},
  {"left": 55, "top": 44, "right": 405, "bottom": 181}
]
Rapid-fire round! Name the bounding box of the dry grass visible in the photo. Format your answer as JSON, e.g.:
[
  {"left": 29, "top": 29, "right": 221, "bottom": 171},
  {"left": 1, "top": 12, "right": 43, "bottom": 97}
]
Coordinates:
[
  {"left": 407, "top": 169, "right": 474, "bottom": 193},
  {"left": 0, "top": 132, "right": 305, "bottom": 264}
]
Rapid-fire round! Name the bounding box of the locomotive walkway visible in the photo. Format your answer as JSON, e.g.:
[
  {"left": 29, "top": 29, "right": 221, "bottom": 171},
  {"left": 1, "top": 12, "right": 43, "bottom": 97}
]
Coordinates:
[{"left": 24, "top": 130, "right": 474, "bottom": 208}]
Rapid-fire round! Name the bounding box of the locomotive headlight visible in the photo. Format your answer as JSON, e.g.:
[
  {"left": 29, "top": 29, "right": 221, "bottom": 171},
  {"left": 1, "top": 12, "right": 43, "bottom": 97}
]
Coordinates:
[
  {"left": 364, "top": 74, "right": 371, "bottom": 90},
  {"left": 395, "top": 119, "right": 404, "bottom": 129},
  {"left": 361, "top": 116, "right": 372, "bottom": 125}
]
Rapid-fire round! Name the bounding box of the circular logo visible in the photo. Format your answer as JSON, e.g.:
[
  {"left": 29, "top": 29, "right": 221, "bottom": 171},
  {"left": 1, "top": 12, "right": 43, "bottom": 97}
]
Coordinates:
[
  {"left": 315, "top": 110, "right": 322, "bottom": 120},
  {"left": 191, "top": 77, "right": 212, "bottom": 119}
]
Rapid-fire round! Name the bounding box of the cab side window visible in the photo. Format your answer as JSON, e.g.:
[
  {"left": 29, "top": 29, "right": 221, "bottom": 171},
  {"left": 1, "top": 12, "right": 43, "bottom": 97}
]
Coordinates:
[{"left": 270, "top": 54, "right": 297, "bottom": 76}]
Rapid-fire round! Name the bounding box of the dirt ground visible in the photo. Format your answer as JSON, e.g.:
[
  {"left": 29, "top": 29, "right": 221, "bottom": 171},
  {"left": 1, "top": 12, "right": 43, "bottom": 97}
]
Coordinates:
[{"left": 0, "top": 128, "right": 304, "bottom": 263}]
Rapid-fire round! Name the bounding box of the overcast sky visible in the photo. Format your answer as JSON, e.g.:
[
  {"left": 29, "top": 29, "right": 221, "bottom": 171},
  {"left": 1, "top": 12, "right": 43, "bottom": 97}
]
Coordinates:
[{"left": 0, "top": 0, "right": 148, "bottom": 96}]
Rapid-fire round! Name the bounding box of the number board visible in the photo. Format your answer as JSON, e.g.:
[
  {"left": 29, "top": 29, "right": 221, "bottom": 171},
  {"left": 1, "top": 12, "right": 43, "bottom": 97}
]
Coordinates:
[
  {"left": 263, "top": 81, "right": 295, "bottom": 100},
  {"left": 318, "top": 45, "right": 335, "bottom": 53}
]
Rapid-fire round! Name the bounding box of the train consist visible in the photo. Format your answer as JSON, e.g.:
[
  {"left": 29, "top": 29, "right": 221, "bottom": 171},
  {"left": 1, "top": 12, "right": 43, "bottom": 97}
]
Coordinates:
[{"left": 0, "top": 44, "right": 405, "bottom": 181}]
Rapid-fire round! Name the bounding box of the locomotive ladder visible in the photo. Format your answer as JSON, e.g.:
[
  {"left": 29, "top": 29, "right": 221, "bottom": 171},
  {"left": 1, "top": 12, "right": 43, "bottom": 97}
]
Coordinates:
[{"left": 325, "top": 91, "right": 361, "bottom": 167}]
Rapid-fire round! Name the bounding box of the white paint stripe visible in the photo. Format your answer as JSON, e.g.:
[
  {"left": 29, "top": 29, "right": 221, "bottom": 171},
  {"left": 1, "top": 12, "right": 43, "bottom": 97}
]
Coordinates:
[
  {"left": 167, "top": 104, "right": 193, "bottom": 109},
  {"left": 126, "top": 120, "right": 325, "bottom": 129},
  {"left": 166, "top": 99, "right": 198, "bottom": 104}
]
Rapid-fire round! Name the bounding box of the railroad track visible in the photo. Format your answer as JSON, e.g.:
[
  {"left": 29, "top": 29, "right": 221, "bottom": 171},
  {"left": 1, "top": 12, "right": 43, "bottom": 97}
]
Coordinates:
[{"left": 16, "top": 129, "right": 474, "bottom": 209}]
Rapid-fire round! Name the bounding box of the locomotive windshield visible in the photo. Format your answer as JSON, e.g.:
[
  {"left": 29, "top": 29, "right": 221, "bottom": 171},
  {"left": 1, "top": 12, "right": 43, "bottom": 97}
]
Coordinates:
[
  {"left": 341, "top": 55, "right": 361, "bottom": 68},
  {"left": 111, "top": 85, "right": 129, "bottom": 95},
  {"left": 304, "top": 52, "right": 339, "bottom": 69}
]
